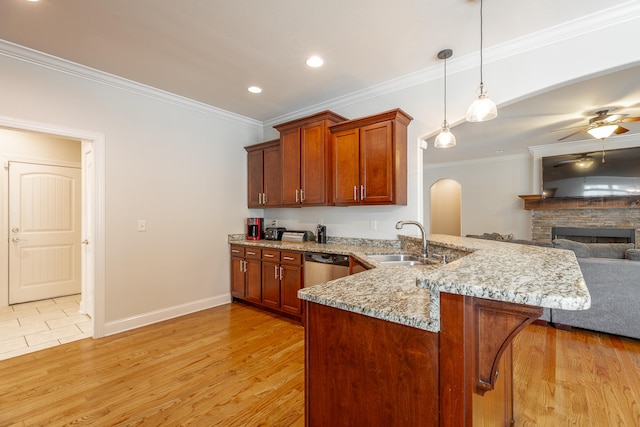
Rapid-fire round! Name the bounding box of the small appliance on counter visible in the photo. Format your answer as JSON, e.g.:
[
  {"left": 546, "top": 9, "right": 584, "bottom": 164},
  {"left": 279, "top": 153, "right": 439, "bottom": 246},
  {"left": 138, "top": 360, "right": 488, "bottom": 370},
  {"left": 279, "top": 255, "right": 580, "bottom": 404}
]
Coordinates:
[
  {"left": 246, "top": 217, "right": 263, "bottom": 240},
  {"left": 281, "top": 230, "right": 315, "bottom": 242},
  {"left": 264, "top": 227, "right": 286, "bottom": 241},
  {"left": 317, "top": 224, "right": 327, "bottom": 244}
]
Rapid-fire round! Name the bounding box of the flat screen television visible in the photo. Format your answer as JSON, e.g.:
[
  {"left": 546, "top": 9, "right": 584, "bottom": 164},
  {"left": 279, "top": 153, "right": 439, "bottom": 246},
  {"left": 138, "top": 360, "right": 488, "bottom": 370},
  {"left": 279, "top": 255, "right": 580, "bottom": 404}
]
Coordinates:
[{"left": 542, "top": 146, "right": 640, "bottom": 198}]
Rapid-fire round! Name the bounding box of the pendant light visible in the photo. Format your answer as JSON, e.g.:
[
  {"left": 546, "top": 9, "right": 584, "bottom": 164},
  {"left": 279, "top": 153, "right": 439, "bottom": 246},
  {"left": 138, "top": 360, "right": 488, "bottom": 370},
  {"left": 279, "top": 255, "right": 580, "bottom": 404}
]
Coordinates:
[
  {"left": 434, "top": 49, "right": 456, "bottom": 148},
  {"left": 466, "top": 0, "right": 497, "bottom": 122}
]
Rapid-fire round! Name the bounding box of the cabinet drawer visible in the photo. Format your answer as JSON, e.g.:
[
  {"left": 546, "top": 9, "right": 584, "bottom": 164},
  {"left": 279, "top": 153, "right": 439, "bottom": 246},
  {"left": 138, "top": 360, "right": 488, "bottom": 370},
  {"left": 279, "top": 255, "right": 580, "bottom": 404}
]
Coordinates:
[
  {"left": 230, "top": 245, "right": 244, "bottom": 257},
  {"left": 244, "top": 248, "right": 261, "bottom": 259},
  {"left": 281, "top": 251, "right": 303, "bottom": 265},
  {"left": 262, "top": 249, "right": 280, "bottom": 261}
]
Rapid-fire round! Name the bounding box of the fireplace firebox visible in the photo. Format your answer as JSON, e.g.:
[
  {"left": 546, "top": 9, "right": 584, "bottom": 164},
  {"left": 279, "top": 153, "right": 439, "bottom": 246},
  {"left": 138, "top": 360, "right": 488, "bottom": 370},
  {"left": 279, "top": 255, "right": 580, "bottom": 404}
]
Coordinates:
[{"left": 551, "top": 227, "right": 636, "bottom": 244}]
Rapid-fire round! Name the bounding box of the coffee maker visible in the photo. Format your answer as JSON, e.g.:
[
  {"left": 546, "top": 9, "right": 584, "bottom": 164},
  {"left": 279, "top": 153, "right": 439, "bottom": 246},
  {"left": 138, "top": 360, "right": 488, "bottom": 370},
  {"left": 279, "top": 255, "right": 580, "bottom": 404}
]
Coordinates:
[{"left": 246, "top": 218, "right": 263, "bottom": 240}]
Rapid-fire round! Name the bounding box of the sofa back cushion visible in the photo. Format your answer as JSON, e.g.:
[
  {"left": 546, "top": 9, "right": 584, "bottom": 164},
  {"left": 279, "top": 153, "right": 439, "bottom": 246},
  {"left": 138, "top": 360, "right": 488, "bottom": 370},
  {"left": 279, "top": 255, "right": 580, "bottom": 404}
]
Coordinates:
[
  {"left": 626, "top": 248, "right": 640, "bottom": 261},
  {"left": 552, "top": 239, "right": 634, "bottom": 259}
]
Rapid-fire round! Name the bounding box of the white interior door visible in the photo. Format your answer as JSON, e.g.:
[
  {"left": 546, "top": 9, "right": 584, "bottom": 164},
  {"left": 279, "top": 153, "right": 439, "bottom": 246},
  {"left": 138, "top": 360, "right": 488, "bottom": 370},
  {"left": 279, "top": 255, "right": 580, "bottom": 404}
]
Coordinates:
[{"left": 9, "top": 161, "right": 81, "bottom": 304}]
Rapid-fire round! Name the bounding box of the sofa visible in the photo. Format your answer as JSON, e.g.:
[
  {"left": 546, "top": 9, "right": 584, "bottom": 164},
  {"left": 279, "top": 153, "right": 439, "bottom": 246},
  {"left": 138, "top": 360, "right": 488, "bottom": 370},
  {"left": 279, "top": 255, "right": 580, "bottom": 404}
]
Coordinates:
[{"left": 546, "top": 239, "right": 640, "bottom": 340}]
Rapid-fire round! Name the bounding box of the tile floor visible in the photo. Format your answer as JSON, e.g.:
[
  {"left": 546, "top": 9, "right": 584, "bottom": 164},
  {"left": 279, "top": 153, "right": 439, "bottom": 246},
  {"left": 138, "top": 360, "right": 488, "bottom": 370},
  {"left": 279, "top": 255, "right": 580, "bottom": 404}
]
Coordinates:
[{"left": 0, "top": 294, "right": 92, "bottom": 361}]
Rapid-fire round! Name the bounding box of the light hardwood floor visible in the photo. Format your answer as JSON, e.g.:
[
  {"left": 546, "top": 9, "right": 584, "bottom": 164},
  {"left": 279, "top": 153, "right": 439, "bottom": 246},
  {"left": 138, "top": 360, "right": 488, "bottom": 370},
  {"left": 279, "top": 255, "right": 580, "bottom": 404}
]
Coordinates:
[{"left": 0, "top": 303, "right": 638, "bottom": 426}]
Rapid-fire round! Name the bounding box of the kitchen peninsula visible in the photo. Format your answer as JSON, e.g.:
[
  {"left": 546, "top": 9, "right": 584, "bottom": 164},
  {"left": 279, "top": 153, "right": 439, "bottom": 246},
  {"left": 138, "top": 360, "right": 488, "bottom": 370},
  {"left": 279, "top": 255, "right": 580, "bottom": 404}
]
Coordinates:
[{"left": 228, "top": 234, "right": 590, "bottom": 426}]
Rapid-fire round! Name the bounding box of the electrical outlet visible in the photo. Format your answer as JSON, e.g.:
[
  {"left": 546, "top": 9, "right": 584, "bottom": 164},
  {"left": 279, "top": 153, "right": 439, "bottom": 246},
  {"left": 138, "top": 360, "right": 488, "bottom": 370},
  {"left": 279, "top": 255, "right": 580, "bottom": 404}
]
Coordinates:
[
  {"left": 137, "top": 219, "right": 146, "bottom": 232},
  {"left": 370, "top": 219, "right": 377, "bottom": 231},
  {"left": 317, "top": 218, "right": 324, "bottom": 225},
  {"left": 271, "top": 219, "right": 278, "bottom": 227}
]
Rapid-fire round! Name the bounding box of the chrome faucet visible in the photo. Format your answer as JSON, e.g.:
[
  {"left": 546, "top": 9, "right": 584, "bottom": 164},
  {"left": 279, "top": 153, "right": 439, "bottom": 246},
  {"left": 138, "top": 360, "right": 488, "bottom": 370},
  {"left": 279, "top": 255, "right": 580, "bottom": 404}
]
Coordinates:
[{"left": 395, "top": 220, "right": 428, "bottom": 259}]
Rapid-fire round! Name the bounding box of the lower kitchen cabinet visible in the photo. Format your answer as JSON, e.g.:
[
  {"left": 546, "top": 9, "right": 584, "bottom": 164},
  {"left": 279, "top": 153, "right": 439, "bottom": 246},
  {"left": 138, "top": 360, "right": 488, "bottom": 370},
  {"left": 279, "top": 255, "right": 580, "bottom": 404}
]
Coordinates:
[
  {"left": 261, "top": 249, "right": 282, "bottom": 310},
  {"left": 280, "top": 252, "right": 304, "bottom": 316},
  {"left": 230, "top": 245, "right": 304, "bottom": 319},
  {"left": 230, "top": 245, "right": 261, "bottom": 302}
]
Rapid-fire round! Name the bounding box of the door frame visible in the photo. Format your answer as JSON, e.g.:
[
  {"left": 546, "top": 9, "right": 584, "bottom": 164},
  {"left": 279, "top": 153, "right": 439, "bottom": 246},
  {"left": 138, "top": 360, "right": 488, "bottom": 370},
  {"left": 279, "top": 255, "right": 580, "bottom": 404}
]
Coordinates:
[{"left": 0, "top": 115, "right": 106, "bottom": 338}]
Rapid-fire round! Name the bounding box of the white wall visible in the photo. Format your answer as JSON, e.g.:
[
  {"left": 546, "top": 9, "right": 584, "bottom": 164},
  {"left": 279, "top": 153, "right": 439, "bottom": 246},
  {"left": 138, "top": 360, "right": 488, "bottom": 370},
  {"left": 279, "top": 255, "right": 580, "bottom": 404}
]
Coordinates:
[
  {"left": 0, "top": 128, "right": 80, "bottom": 161},
  {"left": 424, "top": 155, "right": 532, "bottom": 239},
  {"left": 0, "top": 52, "right": 262, "bottom": 334}
]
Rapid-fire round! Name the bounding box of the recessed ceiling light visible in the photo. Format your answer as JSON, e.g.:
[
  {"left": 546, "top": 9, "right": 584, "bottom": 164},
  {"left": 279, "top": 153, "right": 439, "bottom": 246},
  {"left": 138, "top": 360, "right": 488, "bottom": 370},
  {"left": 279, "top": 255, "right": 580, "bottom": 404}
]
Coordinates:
[
  {"left": 247, "top": 86, "right": 262, "bottom": 94},
  {"left": 306, "top": 56, "right": 324, "bottom": 68}
]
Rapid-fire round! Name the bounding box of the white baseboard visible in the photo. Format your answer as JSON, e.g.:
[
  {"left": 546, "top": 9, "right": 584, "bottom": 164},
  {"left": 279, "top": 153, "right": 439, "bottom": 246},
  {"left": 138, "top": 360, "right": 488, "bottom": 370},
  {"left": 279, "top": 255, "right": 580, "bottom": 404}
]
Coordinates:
[{"left": 103, "top": 294, "right": 231, "bottom": 337}]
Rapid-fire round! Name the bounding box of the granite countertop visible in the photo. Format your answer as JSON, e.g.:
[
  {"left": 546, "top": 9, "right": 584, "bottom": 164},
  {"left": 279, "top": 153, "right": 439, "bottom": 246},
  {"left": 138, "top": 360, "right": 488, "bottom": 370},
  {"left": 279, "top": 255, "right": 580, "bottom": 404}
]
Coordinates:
[{"left": 228, "top": 234, "right": 591, "bottom": 333}]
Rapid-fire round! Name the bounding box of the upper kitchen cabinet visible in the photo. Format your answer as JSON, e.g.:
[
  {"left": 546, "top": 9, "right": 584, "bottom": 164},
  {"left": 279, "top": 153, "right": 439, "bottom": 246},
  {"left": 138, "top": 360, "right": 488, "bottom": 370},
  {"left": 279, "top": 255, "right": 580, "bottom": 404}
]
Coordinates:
[
  {"left": 274, "top": 111, "right": 348, "bottom": 207},
  {"left": 245, "top": 139, "right": 282, "bottom": 208},
  {"left": 330, "top": 109, "right": 412, "bottom": 206}
]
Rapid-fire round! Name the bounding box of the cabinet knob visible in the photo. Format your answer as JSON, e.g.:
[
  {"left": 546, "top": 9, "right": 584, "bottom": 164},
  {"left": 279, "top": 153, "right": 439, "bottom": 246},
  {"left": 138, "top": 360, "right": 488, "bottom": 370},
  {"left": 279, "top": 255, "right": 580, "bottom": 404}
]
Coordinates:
[
  {"left": 353, "top": 186, "right": 358, "bottom": 201},
  {"left": 262, "top": 193, "right": 267, "bottom": 204}
]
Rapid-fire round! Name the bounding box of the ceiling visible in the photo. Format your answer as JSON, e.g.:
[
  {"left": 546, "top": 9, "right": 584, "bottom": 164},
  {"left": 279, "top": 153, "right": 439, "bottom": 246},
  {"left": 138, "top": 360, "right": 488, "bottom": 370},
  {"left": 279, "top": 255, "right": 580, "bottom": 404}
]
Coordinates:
[{"left": 1, "top": 0, "right": 639, "bottom": 163}]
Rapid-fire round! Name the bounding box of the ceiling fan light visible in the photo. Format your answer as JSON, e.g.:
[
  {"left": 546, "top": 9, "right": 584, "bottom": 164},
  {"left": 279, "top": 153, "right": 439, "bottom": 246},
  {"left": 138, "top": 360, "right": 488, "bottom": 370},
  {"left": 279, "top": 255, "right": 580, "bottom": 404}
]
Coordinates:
[
  {"left": 575, "top": 158, "right": 594, "bottom": 169},
  {"left": 587, "top": 124, "right": 617, "bottom": 140},
  {"left": 434, "top": 122, "right": 456, "bottom": 148},
  {"left": 466, "top": 85, "right": 497, "bottom": 122}
]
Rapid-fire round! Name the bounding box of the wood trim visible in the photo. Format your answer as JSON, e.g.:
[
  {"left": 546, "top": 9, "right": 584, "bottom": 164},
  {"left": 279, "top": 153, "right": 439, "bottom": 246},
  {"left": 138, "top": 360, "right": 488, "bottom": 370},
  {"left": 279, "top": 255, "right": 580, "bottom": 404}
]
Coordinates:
[
  {"left": 244, "top": 138, "right": 279, "bottom": 152},
  {"left": 328, "top": 108, "right": 413, "bottom": 133},
  {"left": 273, "top": 110, "right": 348, "bottom": 132},
  {"left": 519, "top": 195, "right": 640, "bottom": 210}
]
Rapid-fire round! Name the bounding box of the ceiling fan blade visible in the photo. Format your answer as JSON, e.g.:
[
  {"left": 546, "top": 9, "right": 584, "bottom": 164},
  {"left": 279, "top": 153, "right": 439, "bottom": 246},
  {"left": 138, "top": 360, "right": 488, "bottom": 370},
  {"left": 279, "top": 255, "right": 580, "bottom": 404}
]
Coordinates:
[
  {"left": 619, "top": 116, "right": 640, "bottom": 123},
  {"left": 614, "top": 126, "right": 629, "bottom": 135},
  {"left": 554, "top": 159, "right": 576, "bottom": 167},
  {"left": 557, "top": 129, "right": 585, "bottom": 141}
]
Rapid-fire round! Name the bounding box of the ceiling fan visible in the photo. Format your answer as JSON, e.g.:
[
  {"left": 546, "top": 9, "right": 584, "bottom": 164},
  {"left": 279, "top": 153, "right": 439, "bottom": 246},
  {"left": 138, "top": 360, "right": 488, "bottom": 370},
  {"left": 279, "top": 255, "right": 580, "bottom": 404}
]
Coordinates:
[
  {"left": 553, "top": 152, "right": 599, "bottom": 168},
  {"left": 557, "top": 109, "right": 640, "bottom": 141}
]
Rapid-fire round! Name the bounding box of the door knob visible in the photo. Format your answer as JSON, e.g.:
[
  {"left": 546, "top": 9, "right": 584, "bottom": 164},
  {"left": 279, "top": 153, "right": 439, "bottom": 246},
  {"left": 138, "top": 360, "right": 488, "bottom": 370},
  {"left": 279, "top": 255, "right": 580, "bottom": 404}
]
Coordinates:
[
  {"left": 82, "top": 240, "right": 90, "bottom": 245},
  {"left": 12, "top": 238, "right": 26, "bottom": 243},
  {"left": 11, "top": 227, "right": 19, "bottom": 233}
]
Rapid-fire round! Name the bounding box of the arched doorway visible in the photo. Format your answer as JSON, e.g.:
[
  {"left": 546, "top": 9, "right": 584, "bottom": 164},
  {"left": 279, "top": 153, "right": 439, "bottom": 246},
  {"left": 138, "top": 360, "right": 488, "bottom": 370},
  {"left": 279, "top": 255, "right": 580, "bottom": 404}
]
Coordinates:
[{"left": 430, "top": 179, "right": 461, "bottom": 236}]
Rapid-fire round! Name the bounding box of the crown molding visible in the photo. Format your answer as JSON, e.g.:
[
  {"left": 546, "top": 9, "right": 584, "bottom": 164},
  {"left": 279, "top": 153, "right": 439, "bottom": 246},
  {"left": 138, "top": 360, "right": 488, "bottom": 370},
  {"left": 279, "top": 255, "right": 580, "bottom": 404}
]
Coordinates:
[
  {"left": 265, "top": 1, "right": 640, "bottom": 129},
  {"left": 529, "top": 133, "right": 640, "bottom": 159},
  {"left": 0, "top": 39, "right": 262, "bottom": 130},
  {"left": 424, "top": 153, "right": 529, "bottom": 170}
]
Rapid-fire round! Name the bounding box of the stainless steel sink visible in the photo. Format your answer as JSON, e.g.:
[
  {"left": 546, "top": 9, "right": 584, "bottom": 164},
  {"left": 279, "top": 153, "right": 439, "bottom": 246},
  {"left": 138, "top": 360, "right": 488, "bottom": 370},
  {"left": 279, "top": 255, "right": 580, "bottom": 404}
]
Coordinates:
[
  {"left": 367, "top": 254, "right": 421, "bottom": 262},
  {"left": 378, "top": 260, "right": 424, "bottom": 266},
  {"left": 367, "top": 254, "right": 425, "bottom": 266}
]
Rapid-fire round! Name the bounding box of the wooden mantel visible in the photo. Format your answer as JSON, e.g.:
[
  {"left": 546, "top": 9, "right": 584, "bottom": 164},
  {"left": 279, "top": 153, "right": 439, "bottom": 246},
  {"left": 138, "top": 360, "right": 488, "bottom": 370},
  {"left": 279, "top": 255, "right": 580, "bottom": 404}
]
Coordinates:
[{"left": 518, "top": 195, "right": 640, "bottom": 211}]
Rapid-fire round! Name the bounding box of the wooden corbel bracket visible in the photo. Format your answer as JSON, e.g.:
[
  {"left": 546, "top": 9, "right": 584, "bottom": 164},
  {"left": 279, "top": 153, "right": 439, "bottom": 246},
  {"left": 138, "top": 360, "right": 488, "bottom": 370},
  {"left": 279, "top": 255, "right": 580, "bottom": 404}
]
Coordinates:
[{"left": 472, "top": 298, "right": 543, "bottom": 395}]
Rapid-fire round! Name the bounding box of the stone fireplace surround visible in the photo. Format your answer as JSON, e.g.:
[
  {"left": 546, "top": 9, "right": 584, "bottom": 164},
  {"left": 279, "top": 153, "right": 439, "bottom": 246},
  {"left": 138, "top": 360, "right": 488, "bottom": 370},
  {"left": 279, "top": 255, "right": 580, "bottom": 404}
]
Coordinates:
[{"left": 531, "top": 209, "right": 640, "bottom": 244}]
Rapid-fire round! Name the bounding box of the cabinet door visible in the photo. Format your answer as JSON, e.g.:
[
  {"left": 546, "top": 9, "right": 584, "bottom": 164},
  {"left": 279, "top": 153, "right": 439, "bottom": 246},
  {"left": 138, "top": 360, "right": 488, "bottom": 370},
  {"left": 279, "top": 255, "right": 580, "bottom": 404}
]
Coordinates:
[
  {"left": 281, "top": 127, "right": 301, "bottom": 206},
  {"left": 247, "top": 149, "right": 264, "bottom": 208},
  {"left": 230, "top": 256, "right": 246, "bottom": 298},
  {"left": 281, "top": 263, "right": 303, "bottom": 316},
  {"left": 245, "top": 258, "right": 262, "bottom": 303},
  {"left": 360, "top": 121, "right": 394, "bottom": 204},
  {"left": 261, "top": 261, "right": 281, "bottom": 310},
  {"left": 300, "top": 121, "right": 327, "bottom": 205},
  {"left": 332, "top": 128, "right": 360, "bottom": 205},
  {"left": 263, "top": 144, "right": 282, "bottom": 207}
]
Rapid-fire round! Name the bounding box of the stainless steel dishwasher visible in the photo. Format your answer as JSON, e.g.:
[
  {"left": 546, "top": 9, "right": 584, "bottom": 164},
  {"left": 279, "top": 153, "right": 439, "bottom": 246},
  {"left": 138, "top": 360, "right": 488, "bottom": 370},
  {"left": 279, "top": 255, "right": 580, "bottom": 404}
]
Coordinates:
[{"left": 304, "top": 252, "right": 350, "bottom": 287}]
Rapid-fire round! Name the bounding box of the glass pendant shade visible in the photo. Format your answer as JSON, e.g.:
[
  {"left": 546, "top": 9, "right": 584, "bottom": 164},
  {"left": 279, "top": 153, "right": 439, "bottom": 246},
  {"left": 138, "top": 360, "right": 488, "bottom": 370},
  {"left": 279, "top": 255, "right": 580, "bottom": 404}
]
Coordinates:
[
  {"left": 466, "top": 84, "right": 497, "bottom": 122},
  {"left": 466, "top": 0, "right": 497, "bottom": 123},
  {"left": 587, "top": 124, "right": 617, "bottom": 140},
  {"left": 434, "top": 122, "right": 456, "bottom": 148}
]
